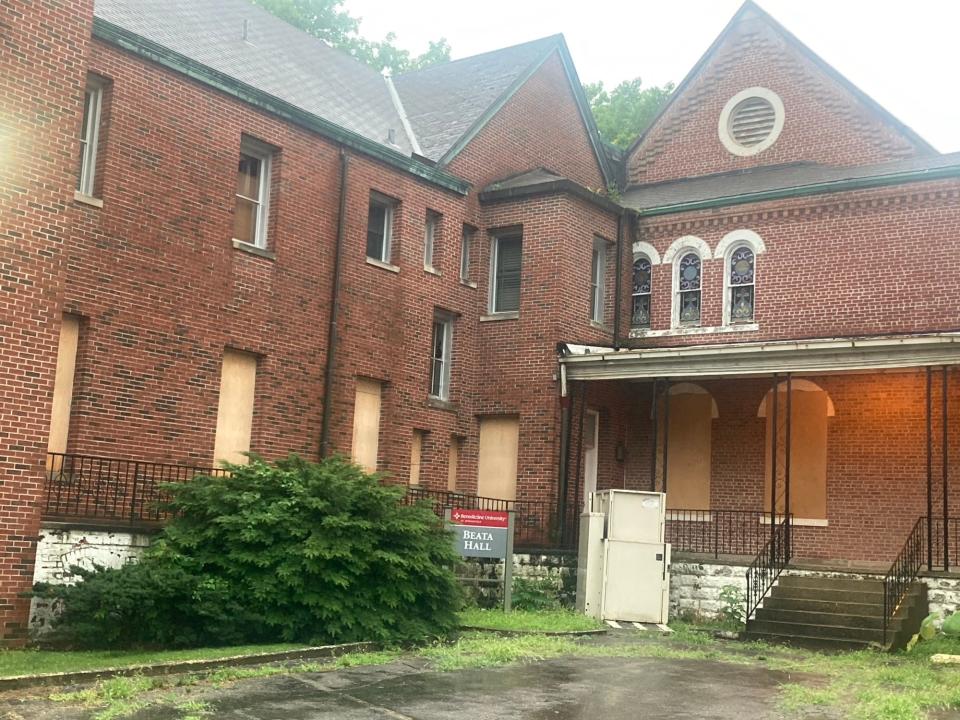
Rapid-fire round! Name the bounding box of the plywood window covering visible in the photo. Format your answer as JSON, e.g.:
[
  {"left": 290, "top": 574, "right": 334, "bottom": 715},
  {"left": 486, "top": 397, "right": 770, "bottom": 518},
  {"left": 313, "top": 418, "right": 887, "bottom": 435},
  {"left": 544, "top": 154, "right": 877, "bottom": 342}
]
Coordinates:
[
  {"left": 491, "top": 234, "right": 522, "bottom": 313},
  {"left": 47, "top": 315, "right": 81, "bottom": 455},
  {"left": 213, "top": 349, "right": 258, "bottom": 466},
  {"left": 409, "top": 430, "right": 425, "bottom": 485},
  {"left": 234, "top": 139, "right": 272, "bottom": 248},
  {"left": 447, "top": 436, "right": 461, "bottom": 491},
  {"left": 351, "top": 378, "right": 382, "bottom": 472},
  {"left": 77, "top": 81, "right": 102, "bottom": 196},
  {"left": 477, "top": 416, "right": 519, "bottom": 501},
  {"left": 665, "top": 387, "right": 715, "bottom": 510}
]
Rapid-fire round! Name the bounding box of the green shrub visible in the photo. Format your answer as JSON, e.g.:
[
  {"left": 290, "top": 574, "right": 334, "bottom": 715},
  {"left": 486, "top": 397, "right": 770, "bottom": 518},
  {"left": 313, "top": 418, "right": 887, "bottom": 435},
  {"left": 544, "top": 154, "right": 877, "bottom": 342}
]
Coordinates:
[
  {"left": 511, "top": 577, "right": 563, "bottom": 611},
  {"left": 36, "top": 456, "right": 460, "bottom": 649},
  {"left": 718, "top": 584, "right": 746, "bottom": 627}
]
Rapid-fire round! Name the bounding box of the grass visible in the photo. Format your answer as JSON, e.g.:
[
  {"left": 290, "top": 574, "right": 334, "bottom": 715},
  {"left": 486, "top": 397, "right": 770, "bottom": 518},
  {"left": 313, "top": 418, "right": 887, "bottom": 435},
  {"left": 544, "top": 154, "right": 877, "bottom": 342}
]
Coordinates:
[
  {"left": 0, "top": 643, "right": 309, "bottom": 678},
  {"left": 458, "top": 608, "right": 605, "bottom": 633}
]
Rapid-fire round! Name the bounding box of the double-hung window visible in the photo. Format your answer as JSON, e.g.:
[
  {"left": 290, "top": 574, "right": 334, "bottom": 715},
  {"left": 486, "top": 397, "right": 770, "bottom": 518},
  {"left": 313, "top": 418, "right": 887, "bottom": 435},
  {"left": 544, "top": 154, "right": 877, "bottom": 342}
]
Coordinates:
[
  {"left": 460, "top": 225, "right": 474, "bottom": 282},
  {"left": 430, "top": 313, "right": 454, "bottom": 400},
  {"left": 490, "top": 233, "right": 522, "bottom": 314},
  {"left": 424, "top": 211, "right": 440, "bottom": 270},
  {"left": 590, "top": 237, "right": 607, "bottom": 324},
  {"left": 77, "top": 81, "right": 103, "bottom": 196},
  {"left": 234, "top": 139, "right": 272, "bottom": 248},
  {"left": 367, "top": 193, "right": 395, "bottom": 263}
]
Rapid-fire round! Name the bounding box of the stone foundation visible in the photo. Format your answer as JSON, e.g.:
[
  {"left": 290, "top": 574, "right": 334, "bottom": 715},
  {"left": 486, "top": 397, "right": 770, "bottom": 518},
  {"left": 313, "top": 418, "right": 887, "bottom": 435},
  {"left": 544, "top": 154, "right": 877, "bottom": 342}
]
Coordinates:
[
  {"left": 29, "top": 525, "right": 151, "bottom": 636},
  {"left": 458, "top": 553, "right": 577, "bottom": 607}
]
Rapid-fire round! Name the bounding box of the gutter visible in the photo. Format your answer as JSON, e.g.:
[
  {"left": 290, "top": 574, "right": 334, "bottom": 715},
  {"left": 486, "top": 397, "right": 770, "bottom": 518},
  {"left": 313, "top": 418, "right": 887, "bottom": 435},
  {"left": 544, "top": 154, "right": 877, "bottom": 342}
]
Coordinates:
[
  {"left": 479, "top": 178, "right": 625, "bottom": 214},
  {"left": 92, "top": 17, "right": 469, "bottom": 195},
  {"left": 634, "top": 164, "right": 960, "bottom": 218},
  {"left": 319, "top": 150, "right": 349, "bottom": 458}
]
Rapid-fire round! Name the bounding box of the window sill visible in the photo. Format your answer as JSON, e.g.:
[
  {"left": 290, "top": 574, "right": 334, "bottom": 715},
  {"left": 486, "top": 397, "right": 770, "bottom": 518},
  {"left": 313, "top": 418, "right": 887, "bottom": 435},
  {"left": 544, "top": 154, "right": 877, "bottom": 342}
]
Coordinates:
[
  {"left": 759, "top": 517, "right": 828, "bottom": 527},
  {"left": 590, "top": 320, "right": 611, "bottom": 332},
  {"left": 629, "top": 323, "right": 759, "bottom": 339},
  {"left": 426, "top": 396, "right": 457, "bottom": 412},
  {"left": 460, "top": 279, "right": 477, "bottom": 289},
  {"left": 73, "top": 191, "right": 103, "bottom": 208},
  {"left": 424, "top": 265, "right": 441, "bottom": 276},
  {"left": 480, "top": 312, "right": 519, "bottom": 322},
  {"left": 232, "top": 239, "right": 276, "bottom": 260},
  {"left": 366, "top": 257, "right": 400, "bottom": 273}
]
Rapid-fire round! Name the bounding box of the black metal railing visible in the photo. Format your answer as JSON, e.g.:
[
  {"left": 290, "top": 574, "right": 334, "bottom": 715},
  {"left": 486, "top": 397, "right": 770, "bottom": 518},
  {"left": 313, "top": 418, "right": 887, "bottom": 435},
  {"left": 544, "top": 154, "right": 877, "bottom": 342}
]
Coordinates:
[
  {"left": 404, "top": 486, "right": 576, "bottom": 552},
  {"left": 746, "top": 514, "right": 792, "bottom": 620},
  {"left": 882, "top": 517, "right": 927, "bottom": 646},
  {"left": 928, "top": 517, "right": 960, "bottom": 572},
  {"left": 44, "top": 452, "right": 228, "bottom": 526},
  {"left": 666, "top": 509, "right": 774, "bottom": 558}
]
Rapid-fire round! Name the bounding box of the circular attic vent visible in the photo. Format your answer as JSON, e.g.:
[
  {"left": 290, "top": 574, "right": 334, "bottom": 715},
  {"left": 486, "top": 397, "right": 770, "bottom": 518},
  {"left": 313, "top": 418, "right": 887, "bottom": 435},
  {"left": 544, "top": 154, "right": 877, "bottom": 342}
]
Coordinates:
[{"left": 718, "top": 87, "right": 784, "bottom": 157}]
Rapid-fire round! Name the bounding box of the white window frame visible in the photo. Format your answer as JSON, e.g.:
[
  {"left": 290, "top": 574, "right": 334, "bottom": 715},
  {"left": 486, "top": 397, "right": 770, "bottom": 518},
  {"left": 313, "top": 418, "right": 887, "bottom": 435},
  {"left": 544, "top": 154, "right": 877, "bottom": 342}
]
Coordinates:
[
  {"left": 234, "top": 138, "right": 273, "bottom": 249},
  {"left": 424, "top": 210, "right": 439, "bottom": 271},
  {"left": 489, "top": 233, "right": 523, "bottom": 315},
  {"left": 631, "top": 252, "right": 653, "bottom": 329},
  {"left": 366, "top": 192, "right": 395, "bottom": 263},
  {"left": 460, "top": 225, "right": 474, "bottom": 283},
  {"left": 77, "top": 81, "right": 103, "bottom": 197},
  {"left": 715, "top": 229, "right": 766, "bottom": 326},
  {"left": 590, "top": 237, "right": 607, "bottom": 324},
  {"left": 429, "top": 313, "right": 454, "bottom": 401},
  {"left": 673, "top": 249, "right": 703, "bottom": 328}
]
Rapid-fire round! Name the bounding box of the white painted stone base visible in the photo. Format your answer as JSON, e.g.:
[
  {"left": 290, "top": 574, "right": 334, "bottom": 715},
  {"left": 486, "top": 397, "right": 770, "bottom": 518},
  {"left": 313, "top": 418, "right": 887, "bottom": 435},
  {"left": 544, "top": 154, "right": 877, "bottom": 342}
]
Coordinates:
[{"left": 29, "top": 525, "right": 151, "bottom": 636}]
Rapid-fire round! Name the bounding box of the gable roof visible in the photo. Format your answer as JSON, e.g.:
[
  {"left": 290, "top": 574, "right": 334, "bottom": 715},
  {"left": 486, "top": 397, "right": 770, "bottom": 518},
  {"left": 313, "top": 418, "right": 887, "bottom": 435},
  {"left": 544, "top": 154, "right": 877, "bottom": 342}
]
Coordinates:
[
  {"left": 94, "top": 0, "right": 413, "bottom": 155},
  {"left": 621, "top": 151, "right": 960, "bottom": 215},
  {"left": 626, "top": 1, "right": 937, "bottom": 165}
]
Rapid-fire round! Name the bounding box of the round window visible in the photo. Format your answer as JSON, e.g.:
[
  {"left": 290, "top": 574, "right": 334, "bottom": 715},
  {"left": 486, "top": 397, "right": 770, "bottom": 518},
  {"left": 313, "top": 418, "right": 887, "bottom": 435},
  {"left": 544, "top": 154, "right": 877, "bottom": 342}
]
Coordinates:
[{"left": 718, "top": 87, "right": 784, "bottom": 157}]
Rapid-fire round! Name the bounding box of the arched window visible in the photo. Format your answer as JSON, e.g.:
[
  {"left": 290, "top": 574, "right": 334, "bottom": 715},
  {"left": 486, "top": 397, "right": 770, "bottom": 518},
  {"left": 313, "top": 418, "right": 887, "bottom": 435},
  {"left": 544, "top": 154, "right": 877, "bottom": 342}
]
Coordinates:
[
  {"left": 631, "top": 255, "right": 652, "bottom": 328},
  {"left": 729, "top": 246, "right": 755, "bottom": 322},
  {"left": 677, "top": 252, "right": 701, "bottom": 325}
]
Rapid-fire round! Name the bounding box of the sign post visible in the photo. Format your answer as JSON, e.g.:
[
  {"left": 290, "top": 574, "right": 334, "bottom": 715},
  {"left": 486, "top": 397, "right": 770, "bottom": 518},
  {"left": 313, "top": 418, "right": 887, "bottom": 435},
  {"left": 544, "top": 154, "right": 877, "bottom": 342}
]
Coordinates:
[{"left": 446, "top": 507, "right": 515, "bottom": 611}]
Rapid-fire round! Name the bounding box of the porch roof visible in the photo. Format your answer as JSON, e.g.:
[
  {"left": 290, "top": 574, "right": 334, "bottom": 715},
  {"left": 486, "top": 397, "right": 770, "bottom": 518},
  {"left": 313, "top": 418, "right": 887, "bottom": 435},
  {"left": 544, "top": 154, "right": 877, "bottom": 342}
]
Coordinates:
[{"left": 559, "top": 333, "right": 960, "bottom": 382}]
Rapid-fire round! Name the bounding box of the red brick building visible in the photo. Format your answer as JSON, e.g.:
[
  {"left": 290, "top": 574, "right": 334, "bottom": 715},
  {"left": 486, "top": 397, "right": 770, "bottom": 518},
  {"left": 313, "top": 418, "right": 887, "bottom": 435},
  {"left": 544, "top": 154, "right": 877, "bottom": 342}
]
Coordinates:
[{"left": 2, "top": 0, "right": 958, "bottom": 642}]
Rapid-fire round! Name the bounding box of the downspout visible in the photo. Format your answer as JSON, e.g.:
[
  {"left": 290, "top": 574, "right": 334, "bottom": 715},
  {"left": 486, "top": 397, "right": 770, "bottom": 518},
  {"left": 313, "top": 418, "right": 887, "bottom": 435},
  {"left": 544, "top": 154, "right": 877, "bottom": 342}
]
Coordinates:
[
  {"left": 612, "top": 211, "right": 624, "bottom": 350},
  {"left": 319, "top": 149, "right": 349, "bottom": 458}
]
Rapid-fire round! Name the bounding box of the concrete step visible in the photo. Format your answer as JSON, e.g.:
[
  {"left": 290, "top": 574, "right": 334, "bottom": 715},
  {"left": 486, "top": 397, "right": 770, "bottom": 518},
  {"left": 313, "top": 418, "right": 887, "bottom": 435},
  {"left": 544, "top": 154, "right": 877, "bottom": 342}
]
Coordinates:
[
  {"left": 754, "top": 607, "right": 899, "bottom": 630},
  {"left": 778, "top": 575, "right": 882, "bottom": 592},
  {"left": 748, "top": 618, "right": 885, "bottom": 643},
  {"left": 770, "top": 585, "right": 883, "bottom": 603},
  {"left": 743, "top": 630, "right": 878, "bottom": 652},
  {"left": 762, "top": 596, "right": 884, "bottom": 616}
]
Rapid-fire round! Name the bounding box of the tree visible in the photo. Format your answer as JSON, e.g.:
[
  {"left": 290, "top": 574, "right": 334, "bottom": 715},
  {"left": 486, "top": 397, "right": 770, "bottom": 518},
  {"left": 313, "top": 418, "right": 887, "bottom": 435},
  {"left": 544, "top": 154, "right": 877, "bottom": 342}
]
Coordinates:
[
  {"left": 253, "top": 0, "right": 450, "bottom": 74},
  {"left": 584, "top": 78, "right": 675, "bottom": 149}
]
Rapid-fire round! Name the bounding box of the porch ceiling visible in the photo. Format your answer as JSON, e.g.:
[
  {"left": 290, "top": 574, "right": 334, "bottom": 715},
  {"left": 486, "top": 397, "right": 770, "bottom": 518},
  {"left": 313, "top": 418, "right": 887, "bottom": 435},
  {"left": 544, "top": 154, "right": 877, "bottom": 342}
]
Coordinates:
[{"left": 560, "top": 333, "right": 960, "bottom": 382}]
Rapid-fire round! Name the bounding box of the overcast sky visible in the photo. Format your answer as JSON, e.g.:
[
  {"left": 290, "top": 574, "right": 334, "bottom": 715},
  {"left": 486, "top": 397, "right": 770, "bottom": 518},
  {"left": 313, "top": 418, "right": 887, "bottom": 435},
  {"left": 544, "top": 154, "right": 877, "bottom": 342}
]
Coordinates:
[{"left": 343, "top": 0, "right": 959, "bottom": 153}]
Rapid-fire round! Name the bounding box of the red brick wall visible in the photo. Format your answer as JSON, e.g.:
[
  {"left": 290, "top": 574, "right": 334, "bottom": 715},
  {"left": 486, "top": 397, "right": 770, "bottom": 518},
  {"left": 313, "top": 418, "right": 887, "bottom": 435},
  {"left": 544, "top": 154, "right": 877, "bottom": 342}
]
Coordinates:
[
  {"left": 632, "top": 180, "right": 960, "bottom": 347},
  {"left": 627, "top": 14, "right": 927, "bottom": 186},
  {"left": 587, "top": 372, "right": 960, "bottom": 564},
  {"left": 0, "top": 0, "right": 93, "bottom": 642}
]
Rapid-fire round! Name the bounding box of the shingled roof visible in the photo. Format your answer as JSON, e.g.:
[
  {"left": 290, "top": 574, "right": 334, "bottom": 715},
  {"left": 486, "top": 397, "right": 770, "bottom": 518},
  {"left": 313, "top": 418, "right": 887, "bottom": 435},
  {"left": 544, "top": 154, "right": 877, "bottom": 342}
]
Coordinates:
[{"left": 392, "top": 36, "right": 561, "bottom": 162}]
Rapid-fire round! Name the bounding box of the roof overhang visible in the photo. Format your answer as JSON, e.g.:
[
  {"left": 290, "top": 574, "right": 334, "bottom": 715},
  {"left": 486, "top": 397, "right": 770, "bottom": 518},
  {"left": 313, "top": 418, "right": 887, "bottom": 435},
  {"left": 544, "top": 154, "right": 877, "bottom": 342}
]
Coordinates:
[{"left": 560, "top": 333, "right": 960, "bottom": 382}]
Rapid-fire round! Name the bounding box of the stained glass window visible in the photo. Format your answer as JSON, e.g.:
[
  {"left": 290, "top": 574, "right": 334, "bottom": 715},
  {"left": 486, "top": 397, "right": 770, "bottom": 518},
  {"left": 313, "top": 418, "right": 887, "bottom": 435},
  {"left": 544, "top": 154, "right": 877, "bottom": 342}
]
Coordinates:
[
  {"left": 631, "top": 256, "right": 651, "bottom": 328},
  {"left": 729, "top": 246, "right": 755, "bottom": 322},
  {"left": 678, "top": 252, "right": 701, "bottom": 324}
]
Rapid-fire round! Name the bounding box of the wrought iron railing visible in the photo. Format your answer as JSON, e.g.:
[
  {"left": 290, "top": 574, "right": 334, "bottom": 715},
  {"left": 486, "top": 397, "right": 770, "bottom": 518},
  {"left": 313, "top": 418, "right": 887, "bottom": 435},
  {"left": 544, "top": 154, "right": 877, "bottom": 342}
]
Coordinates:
[
  {"left": 928, "top": 517, "right": 960, "bottom": 572},
  {"left": 44, "top": 452, "right": 228, "bottom": 526},
  {"left": 665, "top": 509, "right": 774, "bottom": 558},
  {"left": 404, "top": 486, "right": 577, "bottom": 552},
  {"left": 745, "top": 515, "right": 792, "bottom": 620},
  {"left": 882, "top": 517, "right": 927, "bottom": 646}
]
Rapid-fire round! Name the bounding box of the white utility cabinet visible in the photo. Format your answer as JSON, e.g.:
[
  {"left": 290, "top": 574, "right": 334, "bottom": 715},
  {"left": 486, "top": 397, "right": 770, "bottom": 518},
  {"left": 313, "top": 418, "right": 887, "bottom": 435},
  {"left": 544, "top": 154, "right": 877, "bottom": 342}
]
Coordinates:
[{"left": 577, "top": 489, "right": 671, "bottom": 624}]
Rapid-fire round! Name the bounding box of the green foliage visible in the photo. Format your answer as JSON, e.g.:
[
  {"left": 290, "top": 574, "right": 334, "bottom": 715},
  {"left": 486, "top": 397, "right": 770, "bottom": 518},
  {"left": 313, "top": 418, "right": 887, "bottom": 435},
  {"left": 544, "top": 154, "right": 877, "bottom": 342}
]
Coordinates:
[
  {"left": 919, "top": 612, "right": 939, "bottom": 640},
  {"left": 252, "top": 0, "right": 450, "bottom": 74},
  {"left": 584, "top": 77, "right": 674, "bottom": 149},
  {"left": 511, "top": 577, "right": 563, "bottom": 611},
  {"left": 37, "top": 456, "right": 460, "bottom": 648},
  {"left": 458, "top": 608, "right": 603, "bottom": 633},
  {"left": 718, "top": 584, "right": 746, "bottom": 627},
  {"left": 942, "top": 611, "right": 960, "bottom": 637}
]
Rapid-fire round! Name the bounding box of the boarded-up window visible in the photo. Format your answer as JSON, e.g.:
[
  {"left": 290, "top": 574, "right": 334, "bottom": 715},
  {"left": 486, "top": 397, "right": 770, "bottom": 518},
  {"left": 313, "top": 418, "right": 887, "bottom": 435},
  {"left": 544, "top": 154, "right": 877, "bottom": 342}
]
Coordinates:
[
  {"left": 665, "top": 386, "right": 715, "bottom": 510},
  {"left": 477, "top": 416, "right": 519, "bottom": 501},
  {"left": 448, "top": 436, "right": 461, "bottom": 491},
  {"left": 47, "top": 314, "right": 81, "bottom": 456},
  {"left": 213, "top": 350, "right": 258, "bottom": 466},
  {"left": 409, "top": 429, "right": 424, "bottom": 486},
  {"left": 351, "top": 378, "right": 382, "bottom": 472},
  {"left": 762, "top": 386, "right": 829, "bottom": 520}
]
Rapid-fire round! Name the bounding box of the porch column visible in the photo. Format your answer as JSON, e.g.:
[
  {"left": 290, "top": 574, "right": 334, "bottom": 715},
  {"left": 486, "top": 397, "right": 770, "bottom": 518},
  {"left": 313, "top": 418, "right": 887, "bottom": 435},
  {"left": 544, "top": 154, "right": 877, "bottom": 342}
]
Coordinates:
[
  {"left": 943, "top": 366, "right": 950, "bottom": 572},
  {"left": 785, "top": 372, "right": 792, "bottom": 555},
  {"left": 927, "top": 366, "right": 933, "bottom": 570},
  {"left": 649, "top": 379, "right": 660, "bottom": 492},
  {"left": 770, "top": 373, "right": 779, "bottom": 550},
  {"left": 573, "top": 381, "right": 587, "bottom": 515},
  {"left": 662, "top": 379, "right": 671, "bottom": 496}
]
